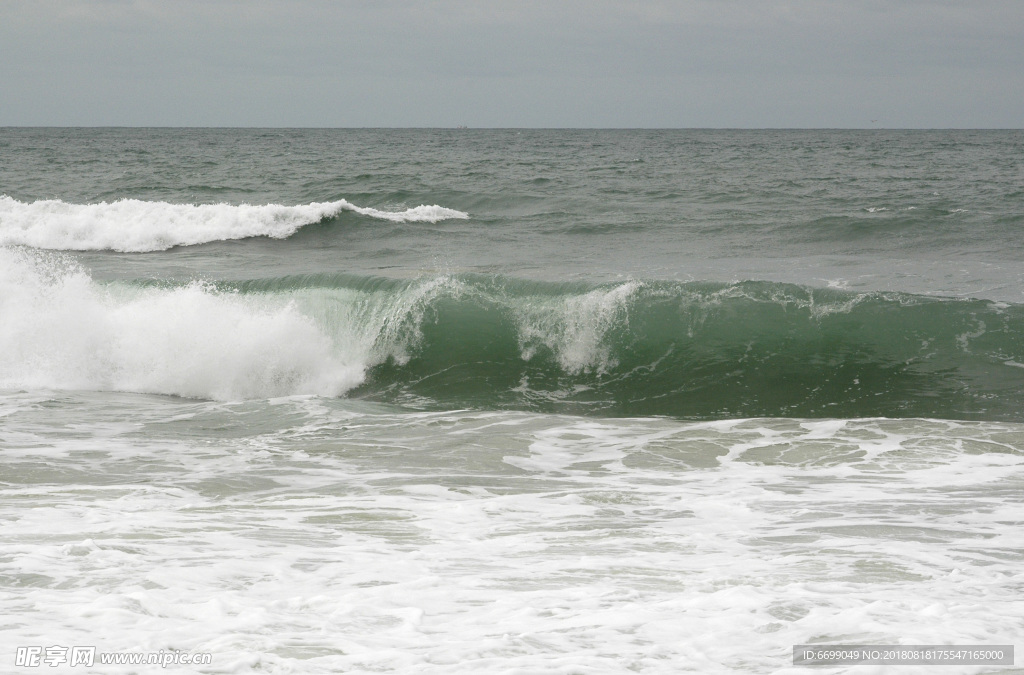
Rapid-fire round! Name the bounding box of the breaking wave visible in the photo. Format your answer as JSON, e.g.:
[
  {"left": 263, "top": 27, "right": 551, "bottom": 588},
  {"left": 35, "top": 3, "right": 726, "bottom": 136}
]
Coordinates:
[
  {"left": 0, "top": 196, "right": 469, "bottom": 252},
  {"left": 3, "top": 247, "right": 1024, "bottom": 420}
]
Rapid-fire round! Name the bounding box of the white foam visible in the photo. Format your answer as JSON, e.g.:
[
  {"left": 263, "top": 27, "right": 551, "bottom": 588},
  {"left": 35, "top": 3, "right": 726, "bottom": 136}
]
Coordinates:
[
  {"left": 0, "top": 248, "right": 374, "bottom": 399},
  {"left": 517, "top": 282, "right": 641, "bottom": 374},
  {"left": 2, "top": 406, "right": 1022, "bottom": 674},
  {"left": 0, "top": 196, "right": 469, "bottom": 252}
]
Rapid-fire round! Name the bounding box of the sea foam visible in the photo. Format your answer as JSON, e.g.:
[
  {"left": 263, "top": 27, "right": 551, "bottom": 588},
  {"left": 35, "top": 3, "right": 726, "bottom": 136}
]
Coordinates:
[
  {"left": 0, "top": 196, "right": 469, "bottom": 252},
  {"left": 0, "top": 248, "right": 364, "bottom": 399}
]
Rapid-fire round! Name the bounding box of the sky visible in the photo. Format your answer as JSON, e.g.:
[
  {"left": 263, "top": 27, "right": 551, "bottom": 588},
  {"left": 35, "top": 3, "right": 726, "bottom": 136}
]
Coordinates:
[{"left": 1, "top": 0, "right": 1022, "bottom": 128}]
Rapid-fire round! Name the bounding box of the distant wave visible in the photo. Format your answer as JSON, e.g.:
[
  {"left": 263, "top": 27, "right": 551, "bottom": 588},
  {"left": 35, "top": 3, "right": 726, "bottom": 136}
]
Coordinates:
[
  {"left": 3, "top": 247, "right": 1024, "bottom": 420},
  {"left": 0, "top": 196, "right": 469, "bottom": 252}
]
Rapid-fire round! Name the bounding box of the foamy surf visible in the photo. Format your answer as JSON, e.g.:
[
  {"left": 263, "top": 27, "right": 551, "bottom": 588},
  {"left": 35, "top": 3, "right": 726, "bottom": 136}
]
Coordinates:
[
  {"left": 4, "top": 128, "right": 1024, "bottom": 675},
  {"left": 0, "top": 248, "right": 364, "bottom": 399},
  {"left": 3, "top": 399, "right": 1022, "bottom": 674},
  {"left": 0, "top": 196, "right": 469, "bottom": 252}
]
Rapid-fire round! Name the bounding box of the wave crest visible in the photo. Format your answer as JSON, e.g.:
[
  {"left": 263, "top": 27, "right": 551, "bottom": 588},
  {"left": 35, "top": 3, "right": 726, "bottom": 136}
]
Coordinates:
[
  {"left": 0, "top": 196, "right": 469, "bottom": 252},
  {"left": 4, "top": 250, "right": 1024, "bottom": 420}
]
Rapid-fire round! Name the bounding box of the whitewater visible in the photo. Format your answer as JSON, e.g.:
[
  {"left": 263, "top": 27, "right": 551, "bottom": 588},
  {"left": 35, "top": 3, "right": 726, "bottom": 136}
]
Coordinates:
[
  {"left": 0, "top": 196, "right": 468, "bottom": 252},
  {"left": 1, "top": 128, "right": 1022, "bottom": 674}
]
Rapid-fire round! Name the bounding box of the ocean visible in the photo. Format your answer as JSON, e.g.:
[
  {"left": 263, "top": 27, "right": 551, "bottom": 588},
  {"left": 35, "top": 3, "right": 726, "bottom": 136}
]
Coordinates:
[{"left": 1, "top": 128, "right": 1022, "bottom": 673}]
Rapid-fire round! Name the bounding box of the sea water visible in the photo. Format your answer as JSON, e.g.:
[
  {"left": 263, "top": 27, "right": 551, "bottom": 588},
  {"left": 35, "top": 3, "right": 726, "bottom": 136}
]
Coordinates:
[{"left": 1, "top": 128, "right": 1022, "bottom": 673}]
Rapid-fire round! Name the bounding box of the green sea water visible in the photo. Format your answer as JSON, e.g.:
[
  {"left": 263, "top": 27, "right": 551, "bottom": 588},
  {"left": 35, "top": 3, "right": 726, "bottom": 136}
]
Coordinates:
[{"left": 1, "top": 129, "right": 1022, "bottom": 674}]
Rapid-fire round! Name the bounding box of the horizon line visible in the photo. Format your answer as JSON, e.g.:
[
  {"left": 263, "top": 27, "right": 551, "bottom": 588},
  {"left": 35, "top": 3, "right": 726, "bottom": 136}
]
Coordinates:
[{"left": 1, "top": 125, "right": 1021, "bottom": 131}]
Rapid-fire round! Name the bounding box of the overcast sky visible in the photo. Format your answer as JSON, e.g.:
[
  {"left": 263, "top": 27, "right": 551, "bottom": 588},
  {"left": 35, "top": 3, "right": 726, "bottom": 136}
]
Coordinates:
[{"left": 2, "top": 0, "right": 1022, "bottom": 127}]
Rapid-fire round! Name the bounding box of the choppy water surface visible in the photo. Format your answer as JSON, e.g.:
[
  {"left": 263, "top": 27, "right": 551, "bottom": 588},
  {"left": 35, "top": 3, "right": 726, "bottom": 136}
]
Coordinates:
[{"left": 1, "top": 129, "right": 1023, "bottom": 673}]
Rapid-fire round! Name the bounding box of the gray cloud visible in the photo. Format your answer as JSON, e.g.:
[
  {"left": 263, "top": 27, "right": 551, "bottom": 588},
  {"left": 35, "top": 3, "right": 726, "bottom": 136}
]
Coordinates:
[{"left": 1, "top": 0, "right": 1021, "bottom": 126}]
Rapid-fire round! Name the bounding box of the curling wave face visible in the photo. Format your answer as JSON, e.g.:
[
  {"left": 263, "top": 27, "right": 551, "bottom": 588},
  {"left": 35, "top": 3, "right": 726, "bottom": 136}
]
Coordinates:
[
  {"left": 0, "top": 196, "right": 469, "bottom": 252},
  {"left": 3, "top": 247, "right": 1024, "bottom": 418}
]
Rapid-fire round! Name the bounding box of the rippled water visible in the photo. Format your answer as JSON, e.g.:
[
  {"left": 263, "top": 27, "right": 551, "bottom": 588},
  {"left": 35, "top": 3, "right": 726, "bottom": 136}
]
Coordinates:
[{"left": 1, "top": 129, "right": 1022, "bottom": 673}]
